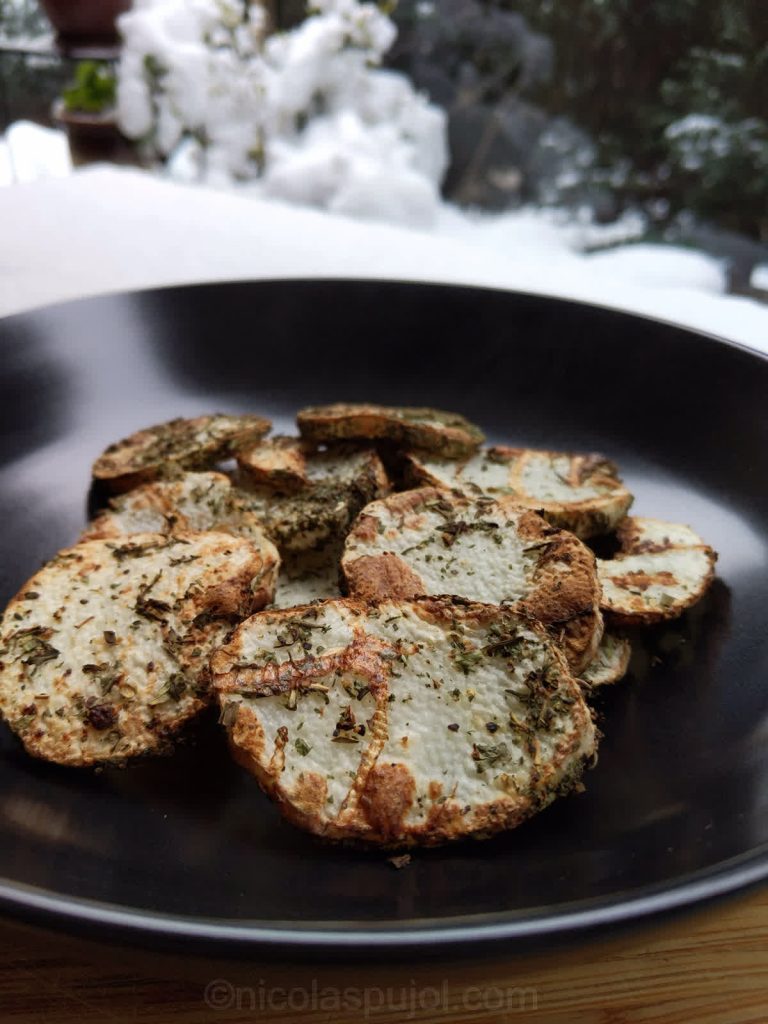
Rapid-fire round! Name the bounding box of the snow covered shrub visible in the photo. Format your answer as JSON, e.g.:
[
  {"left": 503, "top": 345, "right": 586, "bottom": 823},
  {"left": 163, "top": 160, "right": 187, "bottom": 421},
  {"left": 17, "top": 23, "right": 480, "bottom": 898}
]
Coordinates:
[
  {"left": 664, "top": 114, "right": 768, "bottom": 241},
  {"left": 116, "top": 0, "right": 448, "bottom": 225}
]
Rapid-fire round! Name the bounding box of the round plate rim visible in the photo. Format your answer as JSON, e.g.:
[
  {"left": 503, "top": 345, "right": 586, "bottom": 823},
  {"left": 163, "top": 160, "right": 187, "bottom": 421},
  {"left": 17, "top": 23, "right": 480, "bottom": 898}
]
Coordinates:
[
  {"left": 1, "top": 846, "right": 767, "bottom": 953},
  {"left": 4, "top": 275, "right": 768, "bottom": 370}
]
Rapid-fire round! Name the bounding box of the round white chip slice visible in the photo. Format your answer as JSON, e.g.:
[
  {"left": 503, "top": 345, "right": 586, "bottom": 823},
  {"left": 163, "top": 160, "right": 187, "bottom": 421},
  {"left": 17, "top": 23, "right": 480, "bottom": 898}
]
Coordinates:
[
  {"left": 406, "top": 446, "right": 633, "bottom": 539},
  {"left": 296, "top": 403, "right": 484, "bottom": 458},
  {"left": 0, "top": 531, "right": 275, "bottom": 766},
  {"left": 92, "top": 414, "right": 271, "bottom": 494},
  {"left": 598, "top": 516, "right": 717, "bottom": 626},
  {"left": 212, "top": 598, "right": 597, "bottom": 847},
  {"left": 341, "top": 488, "right": 603, "bottom": 673},
  {"left": 81, "top": 471, "right": 279, "bottom": 558}
]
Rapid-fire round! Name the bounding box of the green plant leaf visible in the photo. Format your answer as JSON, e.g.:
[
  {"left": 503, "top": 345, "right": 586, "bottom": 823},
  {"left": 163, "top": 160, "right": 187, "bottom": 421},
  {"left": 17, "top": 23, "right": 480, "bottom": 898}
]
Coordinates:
[{"left": 63, "top": 61, "right": 117, "bottom": 114}]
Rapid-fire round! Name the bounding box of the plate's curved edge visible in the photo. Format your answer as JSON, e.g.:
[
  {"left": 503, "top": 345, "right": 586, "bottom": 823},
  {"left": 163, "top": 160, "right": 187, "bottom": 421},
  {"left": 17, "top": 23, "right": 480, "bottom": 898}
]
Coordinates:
[
  {"left": 1, "top": 846, "right": 767, "bottom": 956},
  {"left": 4, "top": 275, "right": 768, "bottom": 371}
]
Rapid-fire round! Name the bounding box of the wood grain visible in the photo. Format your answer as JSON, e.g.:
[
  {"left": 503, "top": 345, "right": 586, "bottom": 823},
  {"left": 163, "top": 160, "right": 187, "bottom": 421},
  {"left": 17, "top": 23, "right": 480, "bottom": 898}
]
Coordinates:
[{"left": 1, "top": 887, "right": 767, "bottom": 1023}]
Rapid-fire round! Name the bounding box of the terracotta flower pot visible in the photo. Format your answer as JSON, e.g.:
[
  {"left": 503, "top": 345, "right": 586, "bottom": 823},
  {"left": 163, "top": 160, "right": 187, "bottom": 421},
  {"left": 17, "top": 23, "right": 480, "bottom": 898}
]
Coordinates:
[
  {"left": 39, "top": 0, "right": 132, "bottom": 51},
  {"left": 52, "top": 100, "right": 141, "bottom": 169}
]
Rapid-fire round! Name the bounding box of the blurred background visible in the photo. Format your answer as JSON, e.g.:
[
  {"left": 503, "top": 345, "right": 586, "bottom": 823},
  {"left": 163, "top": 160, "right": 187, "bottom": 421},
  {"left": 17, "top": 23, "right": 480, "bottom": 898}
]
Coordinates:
[{"left": 1, "top": 0, "right": 766, "bottom": 299}]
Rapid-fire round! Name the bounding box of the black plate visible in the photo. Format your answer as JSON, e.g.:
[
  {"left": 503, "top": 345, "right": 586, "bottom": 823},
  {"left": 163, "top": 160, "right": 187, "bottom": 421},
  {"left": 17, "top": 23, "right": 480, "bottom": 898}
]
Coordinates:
[{"left": 1, "top": 279, "right": 767, "bottom": 957}]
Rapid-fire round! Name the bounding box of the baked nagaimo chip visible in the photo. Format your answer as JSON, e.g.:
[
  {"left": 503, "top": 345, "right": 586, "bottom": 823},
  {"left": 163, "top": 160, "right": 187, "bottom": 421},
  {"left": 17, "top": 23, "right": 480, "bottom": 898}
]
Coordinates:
[
  {"left": 296, "top": 403, "right": 484, "bottom": 458},
  {"left": 405, "top": 446, "right": 633, "bottom": 539},
  {"left": 92, "top": 414, "right": 271, "bottom": 493},
  {"left": 237, "top": 445, "right": 390, "bottom": 553},
  {"left": 272, "top": 542, "right": 342, "bottom": 609},
  {"left": 212, "top": 598, "right": 596, "bottom": 847},
  {"left": 237, "top": 438, "right": 388, "bottom": 494},
  {"left": 81, "top": 470, "right": 279, "bottom": 555},
  {"left": 236, "top": 436, "right": 322, "bottom": 492},
  {"left": 0, "top": 531, "right": 274, "bottom": 766},
  {"left": 341, "top": 488, "right": 603, "bottom": 673},
  {"left": 598, "top": 517, "right": 717, "bottom": 626},
  {"left": 580, "top": 632, "right": 631, "bottom": 688}
]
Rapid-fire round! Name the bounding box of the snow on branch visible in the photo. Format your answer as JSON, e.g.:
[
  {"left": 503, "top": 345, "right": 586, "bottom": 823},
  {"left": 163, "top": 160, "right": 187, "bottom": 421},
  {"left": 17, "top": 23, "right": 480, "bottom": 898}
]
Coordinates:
[{"left": 117, "top": 0, "right": 448, "bottom": 225}]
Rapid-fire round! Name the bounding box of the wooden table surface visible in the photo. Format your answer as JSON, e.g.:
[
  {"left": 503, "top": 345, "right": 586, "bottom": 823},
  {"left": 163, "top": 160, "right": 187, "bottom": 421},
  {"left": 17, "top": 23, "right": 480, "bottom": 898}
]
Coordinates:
[{"left": 1, "top": 886, "right": 767, "bottom": 1023}]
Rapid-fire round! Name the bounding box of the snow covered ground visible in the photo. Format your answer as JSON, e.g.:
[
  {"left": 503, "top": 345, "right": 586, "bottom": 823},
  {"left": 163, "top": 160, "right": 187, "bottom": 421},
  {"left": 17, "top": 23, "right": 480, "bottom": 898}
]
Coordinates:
[
  {"left": 0, "top": 121, "right": 71, "bottom": 186},
  {"left": 0, "top": 121, "right": 766, "bottom": 355}
]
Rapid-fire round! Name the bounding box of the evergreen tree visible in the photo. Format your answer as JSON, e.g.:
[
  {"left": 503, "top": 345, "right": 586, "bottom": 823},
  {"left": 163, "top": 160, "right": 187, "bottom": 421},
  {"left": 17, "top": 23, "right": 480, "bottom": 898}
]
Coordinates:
[
  {"left": 390, "top": 0, "right": 768, "bottom": 244},
  {"left": 510, "top": 0, "right": 768, "bottom": 241}
]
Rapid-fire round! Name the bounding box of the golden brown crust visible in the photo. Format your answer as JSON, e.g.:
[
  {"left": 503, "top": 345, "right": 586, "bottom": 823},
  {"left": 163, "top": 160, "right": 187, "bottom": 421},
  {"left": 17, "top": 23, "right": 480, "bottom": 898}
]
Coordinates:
[
  {"left": 213, "top": 598, "right": 597, "bottom": 847},
  {"left": 341, "top": 489, "right": 603, "bottom": 672},
  {"left": 92, "top": 415, "right": 271, "bottom": 494},
  {"left": 514, "top": 510, "right": 603, "bottom": 670},
  {"left": 296, "top": 403, "right": 484, "bottom": 458},
  {"left": 342, "top": 552, "right": 426, "bottom": 602},
  {"left": 359, "top": 762, "right": 416, "bottom": 842}
]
